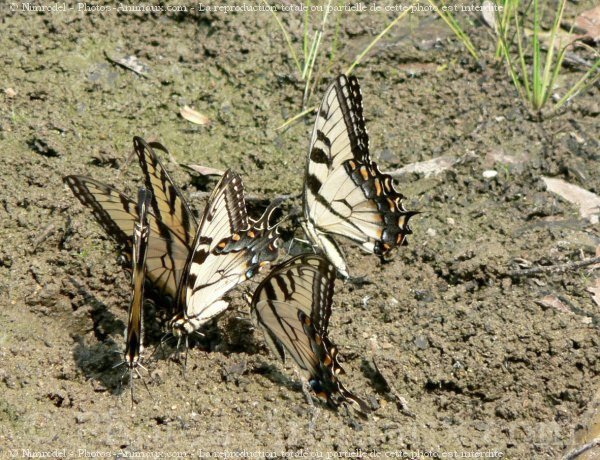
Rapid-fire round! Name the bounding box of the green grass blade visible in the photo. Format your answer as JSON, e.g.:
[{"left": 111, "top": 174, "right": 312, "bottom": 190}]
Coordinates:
[
  {"left": 532, "top": 0, "right": 542, "bottom": 110},
  {"left": 345, "top": 2, "right": 414, "bottom": 76},
  {"left": 276, "top": 105, "right": 317, "bottom": 131},
  {"left": 514, "top": 9, "right": 531, "bottom": 102},
  {"left": 430, "top": 0, "right": 479, "bottom": 61},
  {"left": 264, "top": 0, "right": 301, "bottom": 74},
  {"left": 540, "top": 0, "right": 566, "bottom": 108},
  {"left": 303, "top": 0, "right": 311, "bottom": 63},
  {"left": 554, "top": 54, "right": 600, "bottom": 111}
]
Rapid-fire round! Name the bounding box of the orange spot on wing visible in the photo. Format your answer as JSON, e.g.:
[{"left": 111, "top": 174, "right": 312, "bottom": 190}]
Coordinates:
[
  {"left": 315, "top": 391, "right": 328, "bottom": 400},
  {"left": 360, "top": 166, "right": 369, "bottom": 181},
  {"left": 374, "top": 179, "right": 382, "bottom": 196},
  {"left": 387, "top": 198, "right": 395, "bottom": 212}
]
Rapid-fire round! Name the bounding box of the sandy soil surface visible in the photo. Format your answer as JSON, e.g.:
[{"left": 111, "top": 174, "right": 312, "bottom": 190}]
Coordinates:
[{"left": 1, "top": 2, "right": 599, "bottom": 459}]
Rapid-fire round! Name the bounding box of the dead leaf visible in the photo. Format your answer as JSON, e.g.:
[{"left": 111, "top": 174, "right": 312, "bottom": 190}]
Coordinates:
[
  {"left": 104, "top": 51, "right": 149, "bottom": 78},
  {"left": 481, "top": 1, "right": 498, "bottom": 31},
  {"left": 387, "top": 155, "right": 459, "bottom": 178},
  {"left": 573, "top": 5, "right": 600, "bottom": 44},
  {"left": 185, "top": 164, "right": 224, "bottom": 176},
  {"left": 536, "top": 294, "right": 573, "bottom": 314},
  {"left": 180, "top": 106, "right": 211, "bottom": 126},
  {"left": 542, "top": 177, "right": 600, "bottom": 223}
]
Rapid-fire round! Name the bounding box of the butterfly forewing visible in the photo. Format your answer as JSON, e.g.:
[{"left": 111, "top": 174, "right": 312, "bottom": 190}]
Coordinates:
[
  {"left": 303, "top": 75, "right": 416, "bottom": 277},
  {"left": 64, "top": 175, "right": 191, "bottom": 300},
  {"left": 124, "top": 187, "right": 152, "bottom": 368},
  {"left": 251, "top": 254, "right": 370, "bottom": 415},
  {"left": 134, "top": 137, "right": 197, "bottom": 248}
]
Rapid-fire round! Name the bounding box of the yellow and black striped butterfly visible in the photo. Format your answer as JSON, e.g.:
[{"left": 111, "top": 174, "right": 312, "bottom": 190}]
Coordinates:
[
  {"left": 302, "top": 75, "right": 416, "bottom": 278},
  {"left": 251, "top": 254, "right": 371, "bottom": 416},
  {"left": 121, "top": 187, "right": 151, "bottom": 402},
  {"left": 169, "top": 168, "right": 281, "bottom": 336},
  {"left": 64, "top": 137, "right": 280, "bottom": 338}
]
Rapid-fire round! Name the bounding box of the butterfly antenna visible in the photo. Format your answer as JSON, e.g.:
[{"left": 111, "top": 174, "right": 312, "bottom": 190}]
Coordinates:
[
  {"left": 134, "top": 367, "right": 154, "bottom": 401},
  {"left": 118, "top": 147, "right": 137, "bottom": 178}
]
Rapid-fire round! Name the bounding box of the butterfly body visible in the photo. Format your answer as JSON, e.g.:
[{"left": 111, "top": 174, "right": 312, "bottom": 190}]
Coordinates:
[
  {"left": 169, "top": 169, "right": 281, "bottom": 337},
  {"left": 124, "top": 187, "right": 152, "bottom": 370}
]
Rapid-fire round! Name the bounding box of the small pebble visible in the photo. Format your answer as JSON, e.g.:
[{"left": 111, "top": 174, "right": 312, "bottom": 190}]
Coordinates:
[{"left": 483, "top": 170, "right": 498, "bottom": 179}]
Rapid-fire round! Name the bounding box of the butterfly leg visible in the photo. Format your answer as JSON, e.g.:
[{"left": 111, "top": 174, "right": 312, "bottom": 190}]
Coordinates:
[
  {"left": 299, "top": 377, "right": 320, "bottom": 431},
  {"left": 286, "top": 237, "right": 313, "bottom": 256},
  {"left": 129, "top": 367, "right": 135, "bottom": 409},
  {"left": 135, "top": 366, "right": 155, "bottom": 403}
]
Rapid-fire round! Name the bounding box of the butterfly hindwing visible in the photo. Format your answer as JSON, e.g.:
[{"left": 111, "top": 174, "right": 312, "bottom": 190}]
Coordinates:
[
  {"left": 251, "top": 254, "right": 371, "bottom": 415},
  {"left": 303, "top": 75, "right": 416, "bottom": 277}
]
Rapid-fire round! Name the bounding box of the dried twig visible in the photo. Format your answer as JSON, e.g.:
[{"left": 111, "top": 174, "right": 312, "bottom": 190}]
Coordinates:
[
  {"left": 30, "top": 224, "right": 56, "bottom": 254},
  {"left": 563, "top": 438, "right": 600, "bottom": 460},
  {"left": 509, "top": 256, "right": 600, "bottom": 277}
]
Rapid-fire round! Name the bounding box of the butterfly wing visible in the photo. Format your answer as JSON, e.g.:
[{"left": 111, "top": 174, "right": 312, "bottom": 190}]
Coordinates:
[
  {"left": 124, "top": 187, "right": 151, "bottom": 368},
  {"left": 133, "top": 137, "right": 197, "bottom": 248},
  {"left": 171, "top": 170, "right": 280, "bottom": 335},
  {"left": 252, "top": 255, "right": 330, "bottom": 369},
  {"left": 64, "top": 176, "right": 191, "bottom": 300},
  {"left": 251, "top": 254, "right": 371, "bottom": 415},
  {"left": 303, "top": 75, "right": 416, "bottom": 277}
]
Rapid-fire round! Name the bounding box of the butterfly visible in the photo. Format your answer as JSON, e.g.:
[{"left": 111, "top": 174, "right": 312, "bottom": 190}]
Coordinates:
[
  {"left": 120, "top": 187, "right": 152, "bottom": 403},
  {"left": 251, "top": 254, "right": 372, "bottom": 416},
  {"left": 169, "top": 167, "right": 281, "bottom": 336},
  {"left": 64, "top": 137, "right": 280, "bottom": 338},
  {"left": 302, "top": 74, "right": 417, "bottom": 278}
]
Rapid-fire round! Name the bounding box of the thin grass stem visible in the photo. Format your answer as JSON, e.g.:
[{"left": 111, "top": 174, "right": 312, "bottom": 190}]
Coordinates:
[
  {"left": 276, "top": 105, "right": 317, "bottom": 131},
  {"left": 264, "top": 0, "right": 302, "bottom": 74},
  {"left": 429, "top": 0, "right": 479, "bottom": 60},
  {"left": 345, "top": 3, "right": 415, "bottom": 76}
]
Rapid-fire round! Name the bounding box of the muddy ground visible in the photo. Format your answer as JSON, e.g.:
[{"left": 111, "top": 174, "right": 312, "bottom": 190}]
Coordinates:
[{"left": 0, "top": 1, "right": 599, "bottom": 458}]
